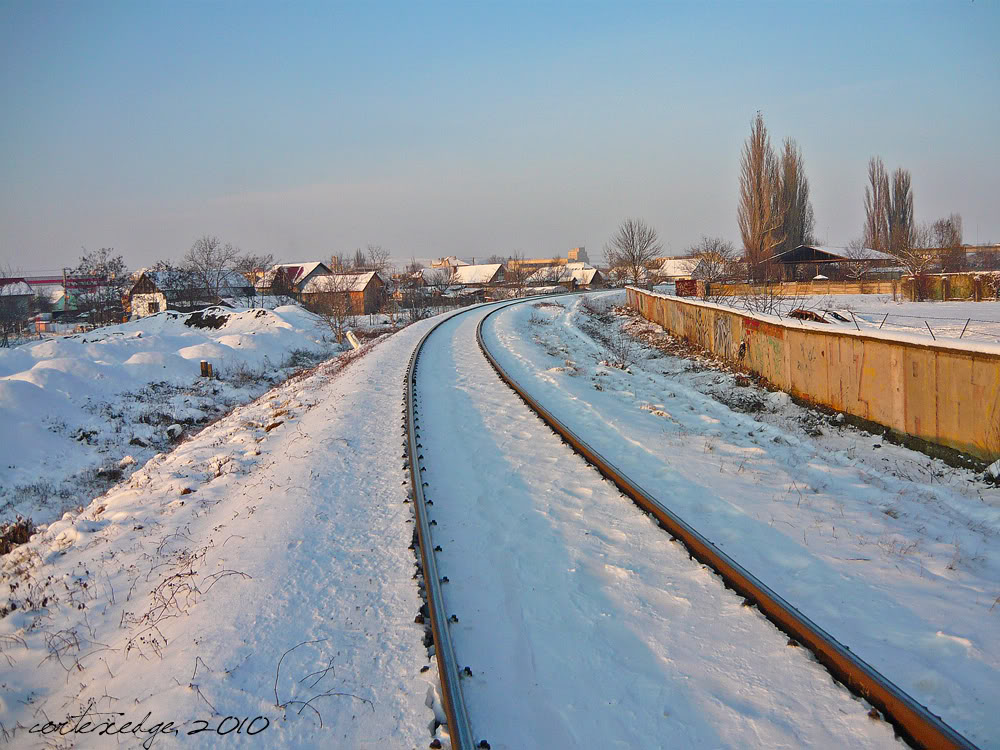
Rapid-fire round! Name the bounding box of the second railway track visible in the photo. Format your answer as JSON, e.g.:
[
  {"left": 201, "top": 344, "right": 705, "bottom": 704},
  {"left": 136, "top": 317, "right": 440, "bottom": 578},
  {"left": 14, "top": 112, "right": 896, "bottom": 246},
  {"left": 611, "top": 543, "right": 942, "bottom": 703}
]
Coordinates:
[{"left": 405, "top": 295, "right": 979, "bottom": 750}]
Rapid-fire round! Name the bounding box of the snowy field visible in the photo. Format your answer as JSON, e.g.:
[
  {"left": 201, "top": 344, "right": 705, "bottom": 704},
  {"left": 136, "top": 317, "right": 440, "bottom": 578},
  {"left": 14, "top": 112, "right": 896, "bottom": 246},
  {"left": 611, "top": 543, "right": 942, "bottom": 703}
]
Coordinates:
[
  {"left": 0, "top": 306, "right": 339, "bottom": 527},
  {"left": 0, "top": 315, "right": 452, "bottom": 749},
  {"left": 709, "top": 291, "right": 1000, "bottom": 345},
  {"left": 483, "top": 291, "right": 999, "bottom": 748}
]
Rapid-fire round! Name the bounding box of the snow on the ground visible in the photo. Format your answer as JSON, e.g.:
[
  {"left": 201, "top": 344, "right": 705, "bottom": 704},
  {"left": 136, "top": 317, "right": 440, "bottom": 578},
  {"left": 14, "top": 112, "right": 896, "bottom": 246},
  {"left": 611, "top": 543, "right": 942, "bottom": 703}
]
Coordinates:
[
  {"left": 417, "top": 306, "right": 900, "bottom": 749},
  {"left": 483, "top": 291, "right": 1000, "bottom": 748},
  {"left": 709, "top": 291, "right": 1000, "bottom": 344},
  {"left": 0, "top": 316, "right": 446, "bottom": 749},
  {"left": 1, "top": 305, "right": 340, "bottom": 527}
]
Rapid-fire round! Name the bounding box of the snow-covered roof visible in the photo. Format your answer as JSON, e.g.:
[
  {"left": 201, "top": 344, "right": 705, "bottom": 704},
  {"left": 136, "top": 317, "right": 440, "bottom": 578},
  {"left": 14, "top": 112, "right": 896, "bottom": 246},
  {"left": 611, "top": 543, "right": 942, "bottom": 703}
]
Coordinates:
[
  {"left": 255, "top": 262, "right": 331, "bottom": 289},
  {"left": 134, "top": 270, "right": 252, "bottom": 294},
  {"left": 431, "top": 256, "right": 470, "bottom": 269},
  {"left": 302, "top": 271, "right": 384, "bottom": 293},
  {"left": 770, "top": 245, "right": 895, "bottom": 263},
  {"left": 0, "top": 280, "right": 32, "bottom": 296},
  {"left": 657, "top": 258, "right": 701, "bottom": 278},
  {"left": 837, "top": 247, "right": 895, "bottom": 261},
  {"left": 526, "top": 264, "right": 600, "bottom": 285},
  {"left": 451, "top": 264, "right": 503, "bottom": 285}
]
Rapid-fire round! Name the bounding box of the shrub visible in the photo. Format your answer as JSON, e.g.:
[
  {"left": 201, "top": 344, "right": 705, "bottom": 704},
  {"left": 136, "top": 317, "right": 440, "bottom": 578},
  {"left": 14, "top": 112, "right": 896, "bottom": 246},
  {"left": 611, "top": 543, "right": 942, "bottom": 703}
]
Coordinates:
[{"left": 0, "top": 516, "right": 36, "bottom": 556}]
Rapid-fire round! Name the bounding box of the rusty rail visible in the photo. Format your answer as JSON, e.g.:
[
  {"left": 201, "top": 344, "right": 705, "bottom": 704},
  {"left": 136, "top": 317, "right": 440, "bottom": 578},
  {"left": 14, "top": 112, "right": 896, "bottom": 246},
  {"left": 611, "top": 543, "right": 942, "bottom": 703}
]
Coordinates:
[
  {"left": 405, "top": 309, "right": 477, "bottom": 750},
  {"left": 476, "top": 297, "right": 979, "bottom": 750}
]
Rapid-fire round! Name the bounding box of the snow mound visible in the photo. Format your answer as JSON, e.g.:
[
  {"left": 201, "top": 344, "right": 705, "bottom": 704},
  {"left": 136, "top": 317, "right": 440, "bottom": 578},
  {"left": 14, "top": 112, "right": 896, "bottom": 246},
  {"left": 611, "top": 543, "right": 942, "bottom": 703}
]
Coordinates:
[{"left": 0, "top": 305, "right": 336, "bottom": 525}]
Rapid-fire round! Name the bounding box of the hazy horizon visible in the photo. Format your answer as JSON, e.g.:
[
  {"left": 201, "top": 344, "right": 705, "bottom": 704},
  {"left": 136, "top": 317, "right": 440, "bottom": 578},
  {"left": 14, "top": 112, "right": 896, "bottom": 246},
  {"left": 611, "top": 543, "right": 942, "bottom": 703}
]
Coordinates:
[{"left": 2, "top": 0, "right": 998, "bottom": 273}]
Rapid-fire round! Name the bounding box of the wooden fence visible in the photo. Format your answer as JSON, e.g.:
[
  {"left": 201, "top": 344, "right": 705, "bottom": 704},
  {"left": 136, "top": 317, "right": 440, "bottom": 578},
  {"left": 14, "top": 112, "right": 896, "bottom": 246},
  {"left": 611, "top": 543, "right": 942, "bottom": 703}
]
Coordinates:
[
  {"left": 627, "top": 288, "right": 1000, "bottom": 464},
  {"left": 708, "top": 280, "right": 899, "bottom": 297},
  {"left": 708, "top": 272, "right": 1000, "bottom": 301}
]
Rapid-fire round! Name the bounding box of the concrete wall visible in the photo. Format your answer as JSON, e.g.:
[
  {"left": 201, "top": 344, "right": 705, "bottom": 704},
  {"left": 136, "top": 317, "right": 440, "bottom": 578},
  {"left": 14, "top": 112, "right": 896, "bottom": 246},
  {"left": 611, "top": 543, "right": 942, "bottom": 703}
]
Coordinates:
[{"left": 628, "top": 288, "right": 1000, "bottom": 463}]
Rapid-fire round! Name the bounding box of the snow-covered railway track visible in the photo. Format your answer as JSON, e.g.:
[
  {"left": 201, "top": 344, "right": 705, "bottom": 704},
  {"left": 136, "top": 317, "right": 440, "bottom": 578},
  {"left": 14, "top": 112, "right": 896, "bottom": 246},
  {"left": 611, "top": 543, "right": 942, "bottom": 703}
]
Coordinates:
[
  {"left": 472, "top": 299, "right": 977, "bottom": 750},
  {"left": 404, "top": 299, "right": 968, "bottom": 750}
]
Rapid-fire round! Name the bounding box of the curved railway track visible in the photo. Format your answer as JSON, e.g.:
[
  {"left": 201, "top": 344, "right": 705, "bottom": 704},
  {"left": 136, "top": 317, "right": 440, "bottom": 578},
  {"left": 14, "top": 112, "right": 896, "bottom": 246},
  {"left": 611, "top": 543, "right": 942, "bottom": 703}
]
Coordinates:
[{"left": 404, "top": 295, "right": 979, "bottom": 750}]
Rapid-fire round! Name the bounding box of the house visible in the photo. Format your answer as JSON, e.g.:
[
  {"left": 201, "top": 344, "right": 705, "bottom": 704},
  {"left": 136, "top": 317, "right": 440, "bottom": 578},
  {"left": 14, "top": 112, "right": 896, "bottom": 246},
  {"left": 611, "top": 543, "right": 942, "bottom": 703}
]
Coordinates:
[
  {"left": 127, "top": 270, "right": 255, "bottom": 319},
  {"left": 526, "top": 262, "right": 603, "bottom": 289},
  {"left": 769, "top": 245, "right": 896, "bottom": 281},
  {"left": 255, "top": 262, "right": 331, "bottom": 295},
  {"left": 654, "top": 257, "right": 705, "bottom": 281},
  {"left": 391, "top": 268, "right": 451, "bottom": 300},
  {"left": 49, "top": 288, "right": 80, "bottom": 320},
  {"left": 301, "top": 271, "right": 387, "bottom": 314},
  {"left": 450, "top": 263, "right": 505, "bottom": 286},
  {"left": 430, "top": 256, "right": 471, "bottom": 274},
  {"left": 0, "top": 280, "right": 33, "bottom": 341}
]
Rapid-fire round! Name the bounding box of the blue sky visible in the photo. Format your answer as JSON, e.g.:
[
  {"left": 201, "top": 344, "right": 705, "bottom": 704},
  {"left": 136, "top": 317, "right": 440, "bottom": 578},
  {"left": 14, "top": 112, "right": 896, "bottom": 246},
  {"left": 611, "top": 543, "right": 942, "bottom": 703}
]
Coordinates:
[{"left": 1, "top": 0, "right": 997, "bottom": 270}]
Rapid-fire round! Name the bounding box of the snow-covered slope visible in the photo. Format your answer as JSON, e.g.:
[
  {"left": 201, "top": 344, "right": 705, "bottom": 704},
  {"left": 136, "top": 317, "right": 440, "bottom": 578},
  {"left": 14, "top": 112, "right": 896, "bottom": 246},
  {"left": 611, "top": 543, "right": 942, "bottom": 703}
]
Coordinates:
[
  {"left": 0, "top": 317, "right": 444, "bottom": 749},
  {"left": 1, "top": 306, "right": 336, "bottom": 526}
]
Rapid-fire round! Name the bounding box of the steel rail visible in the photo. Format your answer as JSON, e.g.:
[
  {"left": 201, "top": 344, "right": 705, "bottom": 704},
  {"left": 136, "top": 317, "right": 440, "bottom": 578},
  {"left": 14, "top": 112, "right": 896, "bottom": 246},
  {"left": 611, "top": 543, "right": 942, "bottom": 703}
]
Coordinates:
[
  {"left": 404, "top": 296, "right": 551, "bottom": 750},
  {"left": 476, "top": 296, "right": 979, "bottom": 750}
]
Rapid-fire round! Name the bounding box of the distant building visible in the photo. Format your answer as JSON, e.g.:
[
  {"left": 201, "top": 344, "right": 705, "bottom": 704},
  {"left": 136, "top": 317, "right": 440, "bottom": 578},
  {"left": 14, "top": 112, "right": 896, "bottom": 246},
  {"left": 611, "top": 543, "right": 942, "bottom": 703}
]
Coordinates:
[
  {"left": 769, "top": 245, "right": 895, "bottom": 281},
  {"left": 301, "top": 271, "right": 387, "bottom": 314},
  {"left": 527, "top": 262, "right": 603, "bottom": 289},
  {"left": 654, "top": 257, "right": 705, "bottom": 281},
  {"left": 0, "top": 280, "right": 33, "bottom": 341},
  {"left": 430, "top": 256, "right": 472, "bottom": 273},
  {"left": 450, "top": 263, "right": 505, "bottom": 286},
  {"left": 567, "top": 247, "right": 590, "bottom": 264},
  {"left": 128, "top": 270, "right": 255, "bottom": 319},
  {"left": 255, "top": 262, "right": 331, "bottom": 294},
  {"left": 49, "top": 288, "right": 80, "bottom": 320}
]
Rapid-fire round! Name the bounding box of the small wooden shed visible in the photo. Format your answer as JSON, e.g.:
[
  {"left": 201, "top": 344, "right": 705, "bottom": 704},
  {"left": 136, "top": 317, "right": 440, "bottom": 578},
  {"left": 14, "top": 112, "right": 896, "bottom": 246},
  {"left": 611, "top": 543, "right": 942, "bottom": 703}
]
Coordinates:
[{"left": 301, "top": 271, "right": 387, "bottom": 314}]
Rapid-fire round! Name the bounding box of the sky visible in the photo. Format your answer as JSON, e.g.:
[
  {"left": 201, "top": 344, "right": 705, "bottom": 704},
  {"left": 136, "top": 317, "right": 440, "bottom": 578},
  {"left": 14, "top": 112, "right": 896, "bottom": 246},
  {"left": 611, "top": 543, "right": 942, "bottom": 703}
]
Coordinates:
[{"left": 1, "top": 0, "right": 998, "bottom": 273}]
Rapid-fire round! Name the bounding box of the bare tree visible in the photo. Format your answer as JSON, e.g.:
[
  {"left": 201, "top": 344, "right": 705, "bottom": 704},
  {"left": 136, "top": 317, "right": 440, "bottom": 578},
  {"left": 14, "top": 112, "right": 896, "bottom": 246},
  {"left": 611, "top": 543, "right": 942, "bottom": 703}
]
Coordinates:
[
  {"left": 933, "top": 214, "right": 964, "bottom": 272},
  {"left": 0, "top": 264, "right": 30, "bottom": 346},
  {"left": 352, "top": 248, "right": 367, "bottom": 270},
  {"left": 184, "top": 235, "right": 241, "bottom": 301},
  {"left": 365, "top": 244, "right": 392, "bottom": 274},
  {"left": 496, "top": 252, "right": 531, "bottom": 298},
  {"left": 604, "top": 218, "right": 661, "bottom": 287},
  {"left": 863, "top": 157, "right": 890, "bottom": 254},
  {"left": 979, "top": 247, "right": 1000, "bottom": 272},
  {"left": 144, "top": 260, "right": 202, "bottom": 311},
  {"left": 405, "top": 256, "right": 424, "bottom": 274},
  {"left": 738, "top": 113, "right": 783, "bottom": 282},
  {"left": 888, "top": 168, "right": 915, "bottom": 260},
  {"left": 884, "top": 168, "right": 934, "bottom": 297},
  {"left": 73, "top": 248, "right": 130, "bottom": 327},
  {"left": 687, "top": 236, "right": 736, "bottom": 286},
  {"left": 303, "top": 274, "right": 354, "bottom": 345},
  {"left": 776, "top": 138, "right": 815, "bottom": 255},
  {"left": 839, "top": 238, "right": 872, "bottom": 282},
  {"left": 234, "top": 251, "right": 275, "bottom": 307},
  {"left": 898, "top": 222, "right": 939, "bottom": 300}
]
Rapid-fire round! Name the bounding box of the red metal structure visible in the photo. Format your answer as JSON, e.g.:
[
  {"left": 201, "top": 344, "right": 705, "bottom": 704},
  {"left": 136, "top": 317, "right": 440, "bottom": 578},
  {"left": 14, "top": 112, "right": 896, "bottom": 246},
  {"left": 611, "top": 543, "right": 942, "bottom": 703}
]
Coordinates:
[{"left": 0, "top": 274, "right": 104, "bottom": 291}]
